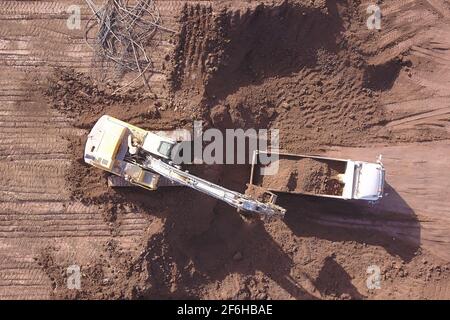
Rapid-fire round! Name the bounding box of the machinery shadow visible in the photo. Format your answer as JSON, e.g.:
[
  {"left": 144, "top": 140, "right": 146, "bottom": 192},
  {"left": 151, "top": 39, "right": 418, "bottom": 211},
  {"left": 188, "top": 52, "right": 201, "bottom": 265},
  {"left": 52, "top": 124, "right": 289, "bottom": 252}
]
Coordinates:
[
  {"left": 281, "top": 183, "right": 421, "bottom": 263},
  {"left": 120, "top": 165, "right": 317, "bottom": 299},
  {"left": 314, "top": 255, "right": 366, "bottom": 299}
]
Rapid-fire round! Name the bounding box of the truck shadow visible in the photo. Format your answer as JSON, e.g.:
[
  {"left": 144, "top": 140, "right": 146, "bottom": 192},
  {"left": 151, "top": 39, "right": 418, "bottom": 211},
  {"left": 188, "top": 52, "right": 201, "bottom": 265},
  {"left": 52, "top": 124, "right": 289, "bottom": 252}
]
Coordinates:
[
  {"left": 117, "top": 171, "right": 421, "bottom": 300},
  {"left": 281, "top": 183, "right": 421, "bottom": 262}
]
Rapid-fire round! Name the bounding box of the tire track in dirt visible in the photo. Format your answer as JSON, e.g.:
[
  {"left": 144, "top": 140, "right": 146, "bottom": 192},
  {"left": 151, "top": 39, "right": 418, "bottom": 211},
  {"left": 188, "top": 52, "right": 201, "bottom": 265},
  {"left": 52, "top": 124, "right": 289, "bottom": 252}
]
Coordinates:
[
  {"left": 362, "top": 1, "right": 450, "bottom": 143},
  {"left": 323, "top": 142, "right": 450, "bottom": 262},
  {"left": 386, "top": 107, "right": 450, "bottom": 130},
  {"left": 426, "top": 0, "right": 450, "bottom": 18},
  {"left": 0, "top": 0, "right": 213, "bottom": 301},
  {"left": 363, "top": 0, "right": 442, "bottom": 64},
  {"left": 0, "top": 0, "right": 188, "bottom": 299}
]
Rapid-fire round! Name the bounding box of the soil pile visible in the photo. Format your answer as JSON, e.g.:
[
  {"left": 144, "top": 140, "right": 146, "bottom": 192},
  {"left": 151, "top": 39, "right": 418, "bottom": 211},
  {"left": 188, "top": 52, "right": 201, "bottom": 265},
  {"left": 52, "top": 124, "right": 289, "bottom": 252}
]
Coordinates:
[
  {"left": 261, "top": 158, "right": 344, "bottom": 195},
  {"left": 44, "top": 69, "right": 146, "bottom": 118},
  {"left": 43, "top": 68, "right": 190, "bottom": 131},
  {"left": 167, "top": 1, "right": 393, "bottom": 152}
]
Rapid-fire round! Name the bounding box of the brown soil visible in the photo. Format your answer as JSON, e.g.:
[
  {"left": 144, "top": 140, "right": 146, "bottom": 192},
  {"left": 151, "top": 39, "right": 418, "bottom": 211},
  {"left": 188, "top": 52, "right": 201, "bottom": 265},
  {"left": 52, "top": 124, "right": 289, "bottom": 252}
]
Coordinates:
[
  {"left": 261, "top": 158, "right": 344, "bottom": 195},
  {"left": 44, "top": 68, "right": 165, "bottom": 129},
  {"left": 168, "top": 1, "right": 390, "bottom": 152},
  {"left": 41, "top": 0, "right": 450, "bottom": 300},
  {"left": 3, "top": 0, "right": 450, "bottom": 300},
  {"left": 245, "top": 185, "right": 275, "bottom": 204}
]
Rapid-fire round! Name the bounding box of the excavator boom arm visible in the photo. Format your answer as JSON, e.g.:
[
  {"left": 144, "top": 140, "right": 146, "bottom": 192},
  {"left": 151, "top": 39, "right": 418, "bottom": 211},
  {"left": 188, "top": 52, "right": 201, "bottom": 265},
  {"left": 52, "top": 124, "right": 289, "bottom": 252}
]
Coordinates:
[{"left": 142, "top": 155, "right": 286, "bottom": 217}]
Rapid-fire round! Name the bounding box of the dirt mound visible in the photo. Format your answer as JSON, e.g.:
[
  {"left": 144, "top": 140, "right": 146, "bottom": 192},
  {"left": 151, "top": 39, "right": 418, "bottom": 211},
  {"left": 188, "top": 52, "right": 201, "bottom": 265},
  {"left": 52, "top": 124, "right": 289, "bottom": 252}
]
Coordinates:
[
  {"left": 168, "top": 1, "right": 390, "bottom": 150},
  {"left": 169, "top": 1, "right": 333, "bottom": 93},
  {"left": 178, "top": 1, "right": 338, "bottom": 99},
  {"left": 45, "top": 68, "right": 145, "bottom": 117},
  {"left": 43, "top": 68, "right": 192, "bottom": 131},
  {"left": 262, "top": 158, "right": 344, "bottom": 195}
]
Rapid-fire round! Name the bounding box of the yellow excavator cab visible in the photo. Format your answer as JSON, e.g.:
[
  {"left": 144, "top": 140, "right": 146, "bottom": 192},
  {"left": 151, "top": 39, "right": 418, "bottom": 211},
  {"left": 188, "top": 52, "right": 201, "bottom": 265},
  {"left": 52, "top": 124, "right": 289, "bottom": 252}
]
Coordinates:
[{"left": 84, "top": 115, "right": 127, "bottom": 171}]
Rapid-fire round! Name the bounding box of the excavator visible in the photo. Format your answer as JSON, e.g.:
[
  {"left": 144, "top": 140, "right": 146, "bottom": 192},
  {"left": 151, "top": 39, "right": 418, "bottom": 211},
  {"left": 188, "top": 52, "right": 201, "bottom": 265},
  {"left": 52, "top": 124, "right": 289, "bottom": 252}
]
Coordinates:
[
  {"left": 84, "top": 115, "right": 385, "bottom": 218},
  {"left": 84, "top": 115, "right": 286, "bottom": 217}
]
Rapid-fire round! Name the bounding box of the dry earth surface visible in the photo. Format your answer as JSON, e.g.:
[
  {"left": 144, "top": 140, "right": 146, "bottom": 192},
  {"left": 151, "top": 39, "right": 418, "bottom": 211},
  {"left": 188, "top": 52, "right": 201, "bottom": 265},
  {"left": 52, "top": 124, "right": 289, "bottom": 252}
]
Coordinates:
[{"left": 1, "top": 0, "right": 450, "bottom": 299}]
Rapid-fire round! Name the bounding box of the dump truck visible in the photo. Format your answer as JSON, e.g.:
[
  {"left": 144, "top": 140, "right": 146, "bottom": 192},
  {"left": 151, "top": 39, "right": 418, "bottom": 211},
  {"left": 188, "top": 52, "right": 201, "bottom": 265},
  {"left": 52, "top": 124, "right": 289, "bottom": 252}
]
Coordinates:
[
  {"left": 249, "top": 151, "right": 385, "bottom": 201},
  {"left": 84, "top": 115, "right": 286, "bottom": 217}
]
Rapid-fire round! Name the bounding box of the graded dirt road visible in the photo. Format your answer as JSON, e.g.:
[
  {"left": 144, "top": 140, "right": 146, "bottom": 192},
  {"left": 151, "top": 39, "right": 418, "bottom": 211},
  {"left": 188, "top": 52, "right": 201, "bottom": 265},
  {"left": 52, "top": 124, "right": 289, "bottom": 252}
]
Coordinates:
[
  {"left": 0, "top": 0, "right": 183, "bottom": 299},
  {"left": 1, "top": 0, "right": 450, "bottom": 300}
]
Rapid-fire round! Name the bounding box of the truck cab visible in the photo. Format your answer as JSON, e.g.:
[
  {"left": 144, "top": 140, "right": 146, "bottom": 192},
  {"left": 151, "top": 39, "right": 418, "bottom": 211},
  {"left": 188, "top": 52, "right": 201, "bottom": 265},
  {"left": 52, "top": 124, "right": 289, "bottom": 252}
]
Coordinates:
[{"left": 342, "top": 160, "right": 385, "bottom": 201}]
